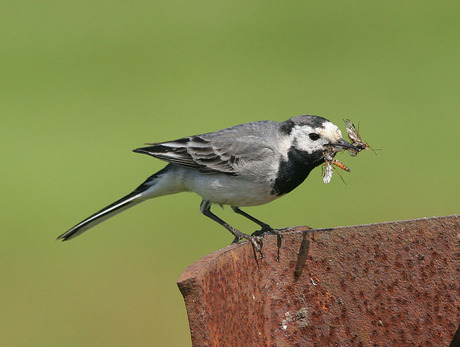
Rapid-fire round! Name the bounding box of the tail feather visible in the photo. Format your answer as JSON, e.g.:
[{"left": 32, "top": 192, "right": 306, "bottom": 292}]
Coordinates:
[
  {"left": 57, "top": 191, "right": 144, "bottom": 241},
  {"left": 57, "top": 165, "right": 179, "bottom": 241}
]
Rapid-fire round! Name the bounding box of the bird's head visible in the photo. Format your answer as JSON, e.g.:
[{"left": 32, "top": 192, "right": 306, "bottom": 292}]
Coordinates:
[{"left": 281, "top": 115, "right": 359, "bottom": 157}]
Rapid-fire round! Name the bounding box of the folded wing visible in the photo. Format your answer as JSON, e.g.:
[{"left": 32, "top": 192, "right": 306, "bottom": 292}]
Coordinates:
[{"left": 133, "top": 122, "right": 278, "bottom": 176}]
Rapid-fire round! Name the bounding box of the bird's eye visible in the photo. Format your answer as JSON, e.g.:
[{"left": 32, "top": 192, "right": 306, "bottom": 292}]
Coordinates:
[{"left": 309, "top": 133, "right": 320, "bottom": 141}]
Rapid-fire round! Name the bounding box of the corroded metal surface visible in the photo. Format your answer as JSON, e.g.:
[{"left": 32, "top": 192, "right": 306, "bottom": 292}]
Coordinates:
[{"left": 177, "top": 216, "right": 460, "bottom": 346}]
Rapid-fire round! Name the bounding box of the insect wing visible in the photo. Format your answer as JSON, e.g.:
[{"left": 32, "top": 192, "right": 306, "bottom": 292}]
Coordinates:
[
  {"left": 323, "top": 161, "right": 333, "bottom": 184},
  {"left": 347, "top": 148, "right": 359, "bottom": 157},
  {"left": 344, "top": 119, "right": 362, "bottom": 144}
]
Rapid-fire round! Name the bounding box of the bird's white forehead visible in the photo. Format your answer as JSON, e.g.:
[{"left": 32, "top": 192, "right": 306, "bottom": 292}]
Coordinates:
[
  {"left": 291, "top": 121, "right": 342, "bottom": 141},
  {"left": 318, "top": 121, "right": 342, "bottom": 142}
]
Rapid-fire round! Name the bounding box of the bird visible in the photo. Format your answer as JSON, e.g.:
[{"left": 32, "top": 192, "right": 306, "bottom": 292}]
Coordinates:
[{"left": 57, "top": 115, "right": 360, "bottom": 256}]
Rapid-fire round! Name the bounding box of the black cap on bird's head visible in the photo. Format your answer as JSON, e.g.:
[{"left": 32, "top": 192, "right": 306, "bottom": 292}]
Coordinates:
[{"left": 280, "top": 115, "right": 329, "bottom": 134}]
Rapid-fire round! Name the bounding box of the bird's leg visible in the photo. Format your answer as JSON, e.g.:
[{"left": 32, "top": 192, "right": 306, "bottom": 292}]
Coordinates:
[
  {"left": 200, "top": 201, "right": 263, "bottom": 258},
  {"left": 231, "top": 207, "right": 273, "bottom": 234},
  {"left": 231, "top": 207, "right": 285, "bottom": 253}
]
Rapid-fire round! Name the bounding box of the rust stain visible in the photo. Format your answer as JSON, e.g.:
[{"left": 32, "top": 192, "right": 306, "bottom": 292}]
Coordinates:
[{"left": 177, "top": 215, "right": 460, "bottom": 346}]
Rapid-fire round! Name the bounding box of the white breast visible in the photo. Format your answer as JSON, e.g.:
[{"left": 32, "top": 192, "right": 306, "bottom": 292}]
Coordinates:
[{"left": 178, "top": 167, "right": 279, "bottom": 207}]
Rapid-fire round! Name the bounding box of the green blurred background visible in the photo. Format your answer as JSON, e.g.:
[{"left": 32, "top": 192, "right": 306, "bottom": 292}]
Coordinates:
[{"left": 2, "top": 1, "right": 459, "bottom": 346}]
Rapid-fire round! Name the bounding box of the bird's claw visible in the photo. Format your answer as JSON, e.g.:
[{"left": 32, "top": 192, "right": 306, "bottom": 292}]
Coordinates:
[
  {"left": 245, "top": 234, "right": 264, "bottom": 259},
  {"left": 251, "top": 224, "right": 273, "bottom": 236},
  {"left": 231, "top": 234, "right": 264, "bottom": 258},
  {"left": 252, "top": 227, "right": 285, "bottom": 240},
  {"left": 231, "top": 227, "right": 291, "bottom": 260}
]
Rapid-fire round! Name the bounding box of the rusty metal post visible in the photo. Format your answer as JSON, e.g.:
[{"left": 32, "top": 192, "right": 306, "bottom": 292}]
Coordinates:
[{"left": 178, "top": 216, "right": 459, "bottom": 346}]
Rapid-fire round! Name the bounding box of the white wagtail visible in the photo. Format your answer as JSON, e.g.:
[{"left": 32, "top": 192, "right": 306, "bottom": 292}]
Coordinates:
[{"left": 57, "top": 115, "right": 360, "bottom": 255}]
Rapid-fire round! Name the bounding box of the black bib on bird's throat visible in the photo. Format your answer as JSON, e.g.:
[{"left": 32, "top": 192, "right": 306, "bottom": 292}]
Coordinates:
[{"left": 271, "top": 147, "right": 325, "bottom": 196}]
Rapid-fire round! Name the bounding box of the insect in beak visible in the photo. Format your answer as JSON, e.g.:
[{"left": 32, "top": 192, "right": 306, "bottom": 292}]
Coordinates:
[{"left": 332, "top": 138, "right": 361, "bottom": 151}]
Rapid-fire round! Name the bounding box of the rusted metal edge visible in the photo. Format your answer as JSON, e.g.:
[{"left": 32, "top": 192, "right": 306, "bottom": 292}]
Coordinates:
[{"left": 178, "top": 215, "right": 458, "bottom": 281}]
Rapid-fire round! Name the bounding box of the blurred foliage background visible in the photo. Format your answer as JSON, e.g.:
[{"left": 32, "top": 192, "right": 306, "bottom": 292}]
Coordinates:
[{"left": 1, "top": 1, "right": 459, "bottom": 346}]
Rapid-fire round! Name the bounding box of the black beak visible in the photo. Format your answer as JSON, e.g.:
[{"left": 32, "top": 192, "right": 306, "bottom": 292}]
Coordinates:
[{"left": 332, "top": 138, "right": 360, "bottom": 151}]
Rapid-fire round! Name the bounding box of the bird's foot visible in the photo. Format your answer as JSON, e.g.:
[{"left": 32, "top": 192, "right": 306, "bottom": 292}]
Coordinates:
[
  {"left": 231, "top": 232, "right": 264, "bottom": 258},
  {"left": 252, "top": 226, "right": 285, "bottom": 243},
  {"left": 250, "top": 227, "right": 286, "bottom": 261},
  {"left": 251, "top": 224, "right": 274, "bottom": 236}
]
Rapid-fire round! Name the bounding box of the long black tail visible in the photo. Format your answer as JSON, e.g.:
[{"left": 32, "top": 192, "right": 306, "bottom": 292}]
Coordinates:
[
  {"left": 57, "top": 190, "right": 145, "bottom": 241},
  {"left": 57, "top": 166, "right": 174, "bottom": 241}
]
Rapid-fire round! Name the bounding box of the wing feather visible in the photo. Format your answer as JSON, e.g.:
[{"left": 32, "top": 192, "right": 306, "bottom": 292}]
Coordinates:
[{"left": 133, "top": 121, "right": 279, "bottom": 175}]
